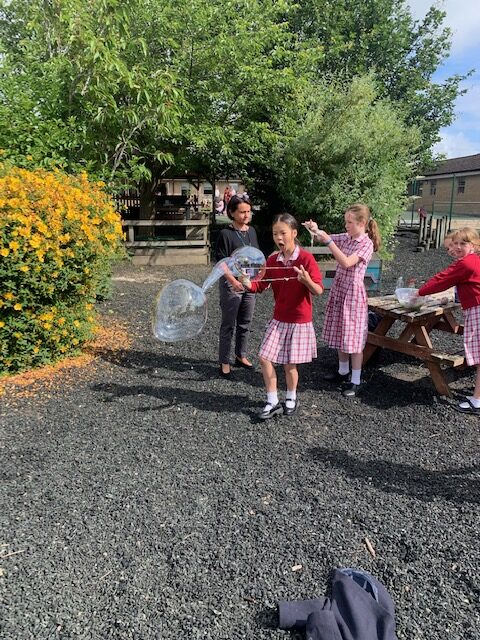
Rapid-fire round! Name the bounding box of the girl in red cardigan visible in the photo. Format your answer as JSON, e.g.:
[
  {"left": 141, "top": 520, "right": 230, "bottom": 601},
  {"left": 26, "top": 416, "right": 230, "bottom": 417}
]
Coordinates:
[
  {"left": 243, "top": 214, "right": 323, "bottom": 420},
  {"left": 418, "top": 227, "right": 480, "bottom": 414}
]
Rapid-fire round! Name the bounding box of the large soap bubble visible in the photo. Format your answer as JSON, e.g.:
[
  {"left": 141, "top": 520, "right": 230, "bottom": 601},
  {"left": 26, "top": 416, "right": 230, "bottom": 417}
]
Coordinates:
[
  {"left": 152, "top": 246, "right": 266, "bottom": 343},
  {"left": 152, "top": 279, "right": 207, "bottom": 342},
  {"left": 201, "top": 246, "right": 265, "bottom": 293},
  {"left": 201, "top": 257, "right": 235, "bottom": 293}
]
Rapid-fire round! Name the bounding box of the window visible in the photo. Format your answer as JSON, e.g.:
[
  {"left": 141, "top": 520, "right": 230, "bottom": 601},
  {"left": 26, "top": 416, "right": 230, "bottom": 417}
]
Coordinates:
[
  {"left": 416, "top": 181, "right": 423, "bottom": 196},
  {"left": 181, "top": 183, "right": 189, "bottom": 197},
  {"left": 430, "top": 180, "right": 436, "bottom": 196},
  {"left": 203, "top": 183, "right": 213, "bottom": 195},
  {"left": 457, "top": 179, "right": 466, "bottom": 194}
]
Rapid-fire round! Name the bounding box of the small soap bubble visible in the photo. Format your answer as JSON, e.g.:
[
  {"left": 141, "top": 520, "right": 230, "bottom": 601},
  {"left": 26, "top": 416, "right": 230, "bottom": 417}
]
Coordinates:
[{"left": 229, "top": 246, "right": 266, "bottom": 282}]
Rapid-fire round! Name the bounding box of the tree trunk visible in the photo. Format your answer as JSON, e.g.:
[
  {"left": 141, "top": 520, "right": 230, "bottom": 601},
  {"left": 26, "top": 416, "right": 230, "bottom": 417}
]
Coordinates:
[{"left": 139, "top": 177, "right": 159, "bottom": 220}]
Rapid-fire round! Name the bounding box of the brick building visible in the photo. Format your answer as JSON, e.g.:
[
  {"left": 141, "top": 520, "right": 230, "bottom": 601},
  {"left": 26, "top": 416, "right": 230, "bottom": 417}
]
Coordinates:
[{"left": 413, "top": 153, "right": 480, "bottom": 218}]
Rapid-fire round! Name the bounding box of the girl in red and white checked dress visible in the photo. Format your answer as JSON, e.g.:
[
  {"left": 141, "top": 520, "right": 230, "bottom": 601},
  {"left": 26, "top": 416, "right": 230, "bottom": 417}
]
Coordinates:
[
  {"left": 303, "top": 204, "right": 381, "bottom": 398},
  {"left": 418, "top": 227, "right": 480, "bottom": 414},
  {"left": 244, "top": 214, "right": 323, "bottom": 420}
]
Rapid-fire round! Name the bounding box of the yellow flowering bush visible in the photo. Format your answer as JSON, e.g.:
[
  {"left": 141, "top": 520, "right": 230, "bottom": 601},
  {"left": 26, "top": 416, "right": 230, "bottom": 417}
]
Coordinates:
[{"left": 0, "top": 164, "right": 125, "bottom": 374}]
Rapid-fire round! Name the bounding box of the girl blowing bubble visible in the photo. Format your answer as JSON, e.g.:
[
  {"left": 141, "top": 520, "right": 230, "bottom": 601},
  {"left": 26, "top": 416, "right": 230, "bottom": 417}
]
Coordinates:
[
  {"left": 418, "top": 227, "right": 480, "bottom": 414},
  {"left": 243, "top": 213, "right": 323, "bottom": 420},
  {"left": 303, "top": 204, "right": 381, "bottom": 397}
]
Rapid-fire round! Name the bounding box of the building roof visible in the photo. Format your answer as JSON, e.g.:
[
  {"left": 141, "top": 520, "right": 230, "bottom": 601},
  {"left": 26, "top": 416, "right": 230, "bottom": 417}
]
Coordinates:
[{"left": 424, "top": 153, "right": 480, "bottom": 177}]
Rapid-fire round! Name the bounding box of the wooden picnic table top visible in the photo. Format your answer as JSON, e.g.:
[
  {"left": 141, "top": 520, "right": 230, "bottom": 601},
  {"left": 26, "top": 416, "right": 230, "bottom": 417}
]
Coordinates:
[
  {"left": 365, "top": 290, "right": 464, "bottom": 396},
  {"left": 367, "top": 291, "right": 461, "bottom": 324}
]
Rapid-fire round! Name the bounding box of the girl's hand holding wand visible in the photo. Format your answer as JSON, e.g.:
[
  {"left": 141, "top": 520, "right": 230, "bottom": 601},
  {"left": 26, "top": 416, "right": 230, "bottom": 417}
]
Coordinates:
[{"left": 302, "top": 220, "right": 331, "bottom": 245}]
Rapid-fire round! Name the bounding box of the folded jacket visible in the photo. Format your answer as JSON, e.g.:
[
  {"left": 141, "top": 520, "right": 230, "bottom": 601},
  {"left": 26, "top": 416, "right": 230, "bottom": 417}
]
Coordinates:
[{"left": 278, "top": 568, "right": 398, "bottom": 640}]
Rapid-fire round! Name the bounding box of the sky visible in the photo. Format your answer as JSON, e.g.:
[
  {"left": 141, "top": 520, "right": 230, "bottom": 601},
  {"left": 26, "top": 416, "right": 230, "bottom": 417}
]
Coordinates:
[{"left": 408, "top": 0, "right": 480, "bottom": 159}]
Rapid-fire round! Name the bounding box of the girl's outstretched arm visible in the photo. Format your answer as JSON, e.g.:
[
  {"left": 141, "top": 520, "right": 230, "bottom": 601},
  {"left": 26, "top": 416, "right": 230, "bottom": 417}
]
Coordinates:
[
  {"left": 308, "top": 227, "right": 360, "bottom": 269},
  {"left": 323, "top": 237, "right": 360, "bottom": 269}
]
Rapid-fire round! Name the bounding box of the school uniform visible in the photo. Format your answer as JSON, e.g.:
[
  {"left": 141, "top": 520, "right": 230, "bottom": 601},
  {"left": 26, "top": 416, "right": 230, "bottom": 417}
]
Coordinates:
[
  {"left": 215, "top": 225, "right": 260, "bottom": 364},
  {"left": 419, "top": 252, "right": 480, "bottom": 366},
  {"left": 278, "top": 568, "right": 398, "bottom": 640},
  {"left": 322, "top": 233, "right": 373, "bottom": 354},
  {"left": 249, "top": 246, "right": 322, "bottom": 364}
]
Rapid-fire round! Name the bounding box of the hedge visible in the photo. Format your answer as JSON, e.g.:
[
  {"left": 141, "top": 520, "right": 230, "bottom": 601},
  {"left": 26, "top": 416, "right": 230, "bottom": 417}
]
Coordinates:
[{"left": 0, "top": 164, "right": 124, "bottom": 374}]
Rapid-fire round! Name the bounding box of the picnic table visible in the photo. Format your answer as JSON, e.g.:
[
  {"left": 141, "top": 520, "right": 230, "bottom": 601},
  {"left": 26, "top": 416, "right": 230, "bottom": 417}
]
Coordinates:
[{"left": 364, "top": 292, "right": 464, "bottom": 397}]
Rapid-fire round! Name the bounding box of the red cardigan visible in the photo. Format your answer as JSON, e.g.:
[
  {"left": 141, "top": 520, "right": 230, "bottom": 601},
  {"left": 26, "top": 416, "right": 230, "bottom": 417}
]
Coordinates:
[
  {"left": 250, "top": 248, "right": 323, "bottom": 323},
  {"left": 418, "top": 253, "right": 480, "bottom": 310}
]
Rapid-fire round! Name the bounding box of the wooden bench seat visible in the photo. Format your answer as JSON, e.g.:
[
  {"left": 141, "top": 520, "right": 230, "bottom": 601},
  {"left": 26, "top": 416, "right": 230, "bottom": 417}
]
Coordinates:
[{"left": 430, "top": 351, "right": 465, "bottom": 368}]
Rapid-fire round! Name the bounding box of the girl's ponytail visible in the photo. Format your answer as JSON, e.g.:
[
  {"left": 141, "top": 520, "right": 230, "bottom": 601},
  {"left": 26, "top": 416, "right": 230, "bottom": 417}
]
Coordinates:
[{"left": 367, "top": 218, "right": 381, "bottom": 252}]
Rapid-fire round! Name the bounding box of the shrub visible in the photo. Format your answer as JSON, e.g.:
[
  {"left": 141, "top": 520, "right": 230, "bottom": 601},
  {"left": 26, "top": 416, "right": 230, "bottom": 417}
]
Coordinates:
[
  {"left": 0, "top": 164, "right": 125, "bottom": 374},
  {"left": 277, "top": 74, "right": 420, "bottom": 254}
]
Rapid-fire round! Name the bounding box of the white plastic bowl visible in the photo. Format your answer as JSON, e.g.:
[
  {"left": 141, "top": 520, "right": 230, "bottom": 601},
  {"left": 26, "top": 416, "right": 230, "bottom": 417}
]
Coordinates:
[{"left": 395, "top": 287, "right": 425, "bottom": 310}]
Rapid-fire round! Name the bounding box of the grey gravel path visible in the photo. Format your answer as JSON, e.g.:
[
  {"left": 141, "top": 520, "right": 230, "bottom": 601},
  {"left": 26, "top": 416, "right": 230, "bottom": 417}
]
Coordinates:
[{"left": 1, "top": 232, "right": 479, "bottom": 640}]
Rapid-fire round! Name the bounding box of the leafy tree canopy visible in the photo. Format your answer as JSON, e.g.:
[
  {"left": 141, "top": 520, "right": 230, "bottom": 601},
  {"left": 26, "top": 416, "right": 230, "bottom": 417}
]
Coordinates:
[
  {"left": 0, "top": 0, "right": 470, "bottom": 227},
  {"left": 286, "top": 0, "right": 471, "bottom": 161},
  {"left": 276, "top": 74, "right": 419, "bottom": 252}
]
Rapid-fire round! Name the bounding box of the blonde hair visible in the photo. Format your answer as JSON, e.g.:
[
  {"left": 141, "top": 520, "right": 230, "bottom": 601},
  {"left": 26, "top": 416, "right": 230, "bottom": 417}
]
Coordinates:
[
  {"left": 443, "top": 230, "right": 455, "bottom": 243},
  {"left": 346, "top": 203, "right": 381, "bottom": 251},
  {"left": 451, "top": 227, "right": 480, "bottom": 248}
]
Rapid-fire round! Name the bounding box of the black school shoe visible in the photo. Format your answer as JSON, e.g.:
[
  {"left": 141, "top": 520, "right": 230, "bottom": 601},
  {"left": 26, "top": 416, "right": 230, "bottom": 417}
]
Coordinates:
[
  {"left": 342, "top": 382, "right": 365, "bottom": 398},
  {"left": 259, "top": 403, "right": 283, "bottom": 420},
  {"left": 323, "top": 370, "right": 350, "bottom": 384},
  {"left": 283, "top": 399, "right": 298, "bottom": 417}
]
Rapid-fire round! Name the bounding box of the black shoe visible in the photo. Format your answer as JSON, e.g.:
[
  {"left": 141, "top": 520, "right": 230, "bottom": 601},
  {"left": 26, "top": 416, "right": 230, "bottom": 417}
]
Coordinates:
[
  {"left": 323, "top": 371, "right": 350, "bottom": 383},
  {"left": 259, "top": 403, "right": 283, "bottom": 420},
  {"left": 283, "top": 399, "right": 298, "bottom": 417},
  {"left": 234, "top": 357, "right": 254, "bottom": 370},
  {"left": 219, "top": 366, "right": 232, "bottom": 379},
  {"left": 342, "top": 382, "right": 364, "bottom": 398}
]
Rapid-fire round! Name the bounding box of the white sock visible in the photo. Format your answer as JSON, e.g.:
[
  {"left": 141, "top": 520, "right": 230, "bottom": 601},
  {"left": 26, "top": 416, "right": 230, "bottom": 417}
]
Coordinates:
[
  {"left": 351, "top": 369, "right": 362, "bottom": 385},
  {"left": 339, "top": 360, "right": 350, "bottom": 375},
  {"left": 266, "top": 392, "right": 278, "bottom": 407},
  {"left": 285, "top": 390, "right": 296, "bottom": 409},
  {"left": 461, "top": 396, "right": 480, "bottom": 408}
]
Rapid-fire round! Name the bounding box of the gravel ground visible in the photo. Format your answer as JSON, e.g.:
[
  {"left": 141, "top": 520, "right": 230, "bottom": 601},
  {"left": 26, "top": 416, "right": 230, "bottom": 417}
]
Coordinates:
[{"left": 1, "top": 232, "right": 479, "bottom": 640}]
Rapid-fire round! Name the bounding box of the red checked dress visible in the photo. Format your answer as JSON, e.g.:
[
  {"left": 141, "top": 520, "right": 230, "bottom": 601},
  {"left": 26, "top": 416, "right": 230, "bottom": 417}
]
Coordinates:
[{"left": 321, "top": 233, "right": 373, "bottom": 353}]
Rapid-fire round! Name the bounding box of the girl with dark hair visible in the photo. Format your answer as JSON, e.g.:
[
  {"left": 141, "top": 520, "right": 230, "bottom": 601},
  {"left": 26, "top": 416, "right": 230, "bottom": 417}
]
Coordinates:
[
  {"left": 214, "top": 194, "right": 261, "bottom": 378},
  {"left": 243, "top": 213, "right": 323, "bottom": 420},
  {"left": 303, "top": 203, "right": 381, "bottom": 398}
]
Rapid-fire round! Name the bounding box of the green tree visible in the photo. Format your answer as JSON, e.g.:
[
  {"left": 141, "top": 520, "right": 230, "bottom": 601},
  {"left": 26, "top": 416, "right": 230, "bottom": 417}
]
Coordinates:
[
  {"left": 128, "top": 0, "right": 300, "bottom": 215},
  {"left": 0, "top": 0, "right": 183, "bottom": 185},
  {"left": 277, "top": 74, "right": 419, "bottom": 251},
  {"left": 0, "top": 0, "right": 300, "bottom": 216},
  {"left": 286, "top": 0, "right": 470, "bottom": 160}
]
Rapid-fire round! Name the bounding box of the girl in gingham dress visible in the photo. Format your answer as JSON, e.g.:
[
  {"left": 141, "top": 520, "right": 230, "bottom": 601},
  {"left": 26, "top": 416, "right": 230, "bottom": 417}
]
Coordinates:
[
  {"left": 303, "top": 204, "right": 381, "bottom": 398},
  {"left": 243, "top": 214, "right": 323, "bottom": 420},
  {"left": 418, "top": 227, "right": 480, "bottom": 414}
]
